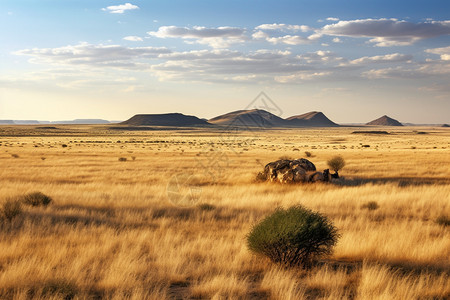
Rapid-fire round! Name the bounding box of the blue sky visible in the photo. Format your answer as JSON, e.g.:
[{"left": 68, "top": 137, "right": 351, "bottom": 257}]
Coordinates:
[{"left": 1, "top": 0, "right": 449, "bottom": 123}]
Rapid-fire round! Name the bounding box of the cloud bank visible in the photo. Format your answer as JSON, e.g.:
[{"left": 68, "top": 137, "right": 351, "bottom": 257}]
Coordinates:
[{"left": 320, "top": 19, "right": 450, "bottom": 46}]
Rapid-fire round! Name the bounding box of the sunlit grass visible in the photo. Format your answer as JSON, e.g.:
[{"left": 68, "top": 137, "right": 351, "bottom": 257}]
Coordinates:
[{"left": 0, "top": 125, "right": 449, "bottom": 299}]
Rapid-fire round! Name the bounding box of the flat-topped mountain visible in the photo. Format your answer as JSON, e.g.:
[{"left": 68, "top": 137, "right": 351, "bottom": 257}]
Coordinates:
[
  {"left": 367, "top": 115, "right": 403, "bottom": 126},
  {"left": 209, "top": 109, "right": 286, "bottom": 127},
  {"left": 121, "top": 113, "right": 210, "bottom": 127},
  {"left": 286, "top": 111, "right": 338, "bottom": 127},
  {"left": 0, "top": 120, "right": 15, "bottom": 124}
]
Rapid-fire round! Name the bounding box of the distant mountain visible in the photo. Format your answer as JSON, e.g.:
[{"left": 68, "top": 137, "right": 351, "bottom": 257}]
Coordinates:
[
  {"left": 0, "top": 120, "right": 15, "bottom": 124},
  {"left": 13, "top": 120, "right": 40, "bottom": 124},
  {"left": 53, "top": 119, "right": 110, "bottom": 124},
  {"left": 209, "top": 109, "right": 286, "bottom": 127},
  {"left": 367, "top": 115, "right": 403, "bottom": 126},
  {"left": 442, "top": 124, "right": 450, "bottom": 127},
  {"left": 286, "top": 111, "right": 338, "bottom": 127},
  {"left": 121, "top": 113, "right": 210, "bottom": 126}
]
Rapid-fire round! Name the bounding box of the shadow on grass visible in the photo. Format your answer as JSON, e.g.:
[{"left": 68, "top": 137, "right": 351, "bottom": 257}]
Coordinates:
[{"left": 333, "top": 176, "right": 450, "bottom": 187}]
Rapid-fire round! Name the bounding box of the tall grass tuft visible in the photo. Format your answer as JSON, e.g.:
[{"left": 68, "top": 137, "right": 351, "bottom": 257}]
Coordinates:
[{"left": 1, "top": 199, "right": 23, "bottom": 221}]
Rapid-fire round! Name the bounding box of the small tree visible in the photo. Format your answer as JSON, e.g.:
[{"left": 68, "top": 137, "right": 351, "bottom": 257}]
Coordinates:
[
  {"left": 327, "top": 156, "right": 346, "bottom": 178},
  {"left": 247, "top": 205, "right": 339, "bottom": 268}
]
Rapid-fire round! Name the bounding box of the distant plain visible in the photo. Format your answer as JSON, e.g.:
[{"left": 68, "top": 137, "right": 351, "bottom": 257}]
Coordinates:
[{"left": 0, "top": 125, "right": 449, "bottom": 299}]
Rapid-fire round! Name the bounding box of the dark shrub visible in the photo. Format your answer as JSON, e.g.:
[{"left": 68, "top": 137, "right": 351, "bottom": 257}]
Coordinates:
[
  {"left": 436, "top": 215, "right": 450, "bottom": 227},
  {"left": 20, "top": 192, "right": 52, "bottom": 207},
  {"left": 304, "top": 151, "right": 313, "bottom": 157},
  {"left": 361, "top": 201, "right": 379, "bottom": 211},
  {"left": 1, "top": 199, "right": 22, "bottom": 221},
  {"left": 198, "top": 203, "right": 216, "bottom": 211},
  {"left": 255, "top": 172, "right": 267, "bottom": 182},
  {"left": 247, "top": 205, "right": 339, "bottom": 268},
  {"left": 118, "top": 157, "right": 127, "bottom": 162}
]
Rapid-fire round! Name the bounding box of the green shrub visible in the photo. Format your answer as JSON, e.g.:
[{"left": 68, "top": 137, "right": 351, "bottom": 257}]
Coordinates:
[
  {"left": 1, "top": 199, "right": 23, "bottom": 221},
  {"left": 247, "top": 205, "right": 339, "bottom": 268},
  {"left": 20, "top": 192, "right": 52, "bottom": 207},
  {"left": 327, "top": 155, "right": 346, "bottom": 172}
]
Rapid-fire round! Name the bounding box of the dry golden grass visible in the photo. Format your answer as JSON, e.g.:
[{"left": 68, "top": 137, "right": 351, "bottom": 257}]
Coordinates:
[{"left": 0, "top": 125, "right": 449, "bottom": 299}]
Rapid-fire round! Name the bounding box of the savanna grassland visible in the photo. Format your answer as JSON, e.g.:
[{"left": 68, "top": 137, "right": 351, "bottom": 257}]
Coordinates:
[{"left": 0, "top": 125, "right": 449, "bottom": 299}]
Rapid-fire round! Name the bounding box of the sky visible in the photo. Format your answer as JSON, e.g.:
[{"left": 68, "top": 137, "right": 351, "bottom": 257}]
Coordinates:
[{"left": 1, "top": 0, "right": 450, "bottom": 123}]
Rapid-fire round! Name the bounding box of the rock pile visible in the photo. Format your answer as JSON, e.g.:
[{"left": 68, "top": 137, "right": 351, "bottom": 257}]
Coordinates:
[{"left": 258, "top": 158, "right": 333, "bottom": 184}]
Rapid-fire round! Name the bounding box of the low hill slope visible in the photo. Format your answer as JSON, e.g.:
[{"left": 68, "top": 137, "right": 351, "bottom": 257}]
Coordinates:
[
  {"left": 209, "top": 109, "right": 287, "bottom": 127},
  {"left": 367, "top": 115, "right": 403, "bottom": 126},
  {"left": 286, "top": 111, "right": 338, "bottom": 127}
]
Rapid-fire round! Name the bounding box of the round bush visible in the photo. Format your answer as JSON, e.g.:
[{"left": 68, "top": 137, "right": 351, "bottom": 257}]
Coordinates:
[
  {"left": 247, "top": 205, "right": 339, "bottom": 268},
  {"left": 20, "top": 192, "right": 52, "bottom": 207}
]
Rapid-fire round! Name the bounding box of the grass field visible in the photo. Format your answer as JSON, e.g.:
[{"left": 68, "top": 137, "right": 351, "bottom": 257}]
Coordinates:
[{"left": 0, "top": 125, "right": 449, "bottom": 299}]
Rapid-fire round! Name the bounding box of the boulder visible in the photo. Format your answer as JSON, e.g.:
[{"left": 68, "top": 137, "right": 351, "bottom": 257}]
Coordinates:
[{"left": 259, "top": 158, "right": 324, "bottom": 184}]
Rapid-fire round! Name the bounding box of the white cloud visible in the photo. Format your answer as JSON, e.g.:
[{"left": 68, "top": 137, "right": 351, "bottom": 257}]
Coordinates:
[
  {"left": 332, "top": 37, "right": 342, "bottom": 43},
  {"left": 148, "top": 26, "right": 246, "bottom": 48},
  {"left": 320, "top": 18, "right": 450, "bottom": 46},
  {"left": 123, "top": 36, "right": 143, "bottom": 42},
  {"left": 425, "top": 46, "right": 450, "bottom": 60},
  {"left": 275, "top": 71, "right": 331, "bottom": 83},
  {"left": 266, "top": 35, "right": 312, "bottom": 45},
  {"left": 255, "top": 23, "right": 311, "bottom": 32},
  {"left": 326, "top": 17, "right": 339, "bottom": 21},
  {"left": 348, "top": 53, "right": 413, "bottom": 65},
  {"left": 102, "top": 3, "right": 139, "bottom": 14},
  {"left": 252, "top": 30, "right": 269, "bottom": 39},
  {"left": 14, "top": 43, "right": 171, "bottom": 69},
  {"left": 297, "top": 51, "right": 344, "bottom": 64},
  {"left": 363, "top": 60, "right": 450, "bottom": 79}
]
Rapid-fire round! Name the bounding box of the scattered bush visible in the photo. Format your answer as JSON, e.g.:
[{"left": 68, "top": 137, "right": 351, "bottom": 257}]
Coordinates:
[
  {"left": 20, "top": 192, "right": 52, "bottom": 207},
  {"left": 118, "top": 157, "right": 127, "bottom": 162},
  {"left": 11, "top": 154, "right": 19, "bottom": 158},
  {"left": 327, "top": 155, "right": 346, "bottom": 173},
  {"left": 361, "top": 201, "right": 379, "bottom": 211},
  {"left": 198, "top": 203, "right": 216, "bottom": 211},
  {"left": 304, "top": 151, "right": 313, "bottom": 157},
  {"left": 435, "top": 215, "right": 450, "bottom": 227},
  {"left": 61, "top": 144, "right": 68, "bottom": 148},
  {"left": 1, "top": 199, "right": 23, "bottom": 221},
  {"left": 247, "top": 205, "right": 339, "bottom": 268}
]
